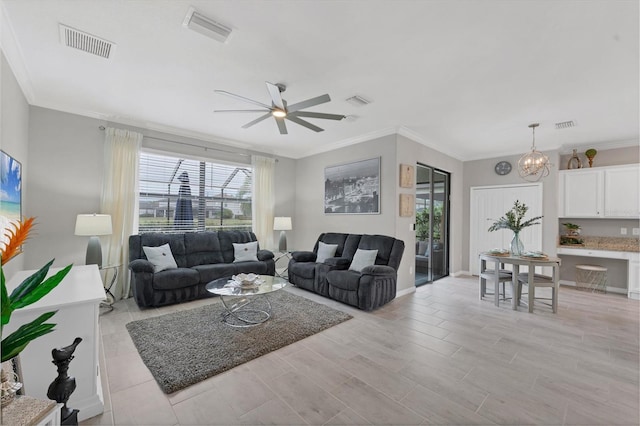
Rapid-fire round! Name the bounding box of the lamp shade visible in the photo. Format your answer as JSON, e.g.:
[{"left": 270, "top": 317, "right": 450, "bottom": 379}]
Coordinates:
[
  {"left": 273, "top": 217, "right": 292, "bottom": 231},
  {"left": 75, "top": 214, "right": 112, "bottom": 236}
]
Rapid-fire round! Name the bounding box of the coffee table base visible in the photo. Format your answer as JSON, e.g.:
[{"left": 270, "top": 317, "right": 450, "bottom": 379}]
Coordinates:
[{"left": 219, "top": 294, "right": 273, "bottom": 327}]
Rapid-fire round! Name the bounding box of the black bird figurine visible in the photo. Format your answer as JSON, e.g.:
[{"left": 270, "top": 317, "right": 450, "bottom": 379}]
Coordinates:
[{"left": 47, "top": 337, "right": 82, "bottom": 425}]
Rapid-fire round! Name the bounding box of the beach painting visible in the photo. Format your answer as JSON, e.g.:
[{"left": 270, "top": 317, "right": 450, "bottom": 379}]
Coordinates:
[
  {"left": 1, "top": 150, "right": 22, "bottom": 248},
  {"left": 324, "top": 157, "right": 380, "bottom": 214}
]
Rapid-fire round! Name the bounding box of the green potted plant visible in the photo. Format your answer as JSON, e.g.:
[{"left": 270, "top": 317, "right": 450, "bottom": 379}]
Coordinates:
[
  {"left": 488, "top": 200, "right": 543, "bottom": 256},
  {"left": 1, "top": 218, "right": 72, "bottom": 406},
  {"left": 585, "top": 148, "right": 597, "bottom": 167}
]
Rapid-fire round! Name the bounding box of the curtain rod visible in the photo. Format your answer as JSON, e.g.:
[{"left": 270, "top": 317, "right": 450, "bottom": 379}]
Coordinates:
[{"left": 98, "top": 125, "right": 265, "bottom": 159}]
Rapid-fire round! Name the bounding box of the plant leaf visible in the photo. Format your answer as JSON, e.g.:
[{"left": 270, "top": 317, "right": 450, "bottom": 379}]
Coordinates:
[
  {"left": 0, "top": 217, "right": 35, "bottom": 264},
  {"left": 1, "top": 268, "right": 11, "bottom": 327},
  {"left": 9, "top": 259, "right": 54, "bottom": 302},
  {"left": 0, "top": 310, "right": 57, "bottom": 362},
  {"left": 11, "top": 264, "right": 72, "bottom": 310}
]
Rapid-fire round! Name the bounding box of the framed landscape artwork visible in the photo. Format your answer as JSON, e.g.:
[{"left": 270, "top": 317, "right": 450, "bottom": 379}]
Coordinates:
[
  {"left": 0, "top": 150, "right": 22, "bottom": 247},
  {"left": 324, "top": 157, "right": 380, "bottom": 214}
]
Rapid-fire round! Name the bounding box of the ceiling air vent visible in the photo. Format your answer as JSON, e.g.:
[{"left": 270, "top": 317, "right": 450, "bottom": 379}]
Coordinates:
[
  {"left": 345, "top": 95, "right": 371, "bottom": 107},
  {"left": 183, "top": 7, "right": 232, "bottom": 43},
  {"left": 59, "top": 24, "right": 115, "bottom": 59},
  {"left": 555, "top": 120, "right": 576, "bottom": 130}
]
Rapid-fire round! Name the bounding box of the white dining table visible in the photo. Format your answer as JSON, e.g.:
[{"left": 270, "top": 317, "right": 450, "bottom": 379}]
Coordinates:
[{"left": 479, "top": 253, "right": 561, "bottom": 311}]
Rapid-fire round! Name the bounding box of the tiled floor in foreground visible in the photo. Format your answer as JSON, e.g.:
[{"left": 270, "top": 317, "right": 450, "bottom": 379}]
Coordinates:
[{"left": 82, "top": 275, "right": 640, "bottom": 425}]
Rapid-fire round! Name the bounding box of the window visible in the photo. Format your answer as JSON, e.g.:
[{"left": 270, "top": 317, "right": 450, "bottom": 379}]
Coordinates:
[{"left": 138, "top": 152, "right": 252, "bottom": 233}]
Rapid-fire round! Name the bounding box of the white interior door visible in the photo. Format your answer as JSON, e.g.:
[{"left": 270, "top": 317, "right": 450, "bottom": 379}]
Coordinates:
[{"left": 470, "top": 183, "right": 543, "bottom": 275}]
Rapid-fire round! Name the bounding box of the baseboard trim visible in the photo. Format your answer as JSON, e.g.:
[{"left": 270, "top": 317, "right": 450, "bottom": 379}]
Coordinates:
[
  {"left": 559, "top": 280, "right": 628, "bottom": 296},
  {"left": 452, "top": 270, "right": 471, "bottom": 277},
  {"left": 396, "top": 286, "right": 416, "bottom": 298}
]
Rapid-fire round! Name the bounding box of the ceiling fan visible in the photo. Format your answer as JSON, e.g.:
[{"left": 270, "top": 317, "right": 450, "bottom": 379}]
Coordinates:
[{"left": 214, "top": 81, "right": 345, "bottom": 134}]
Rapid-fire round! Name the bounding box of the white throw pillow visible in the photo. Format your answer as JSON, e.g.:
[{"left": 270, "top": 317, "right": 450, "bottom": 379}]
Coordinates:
[
  {"left": 316, "top": 241, "right": 338, "bottom": 263},
  {"left": 349, "top": 249, "right": 378, "bottom": 272},
  {"left": 233, "top": 241, "right": 259, "bottom": 262},
  {"left": 143, "top": 243, "right": 178, "bottom": 272}
]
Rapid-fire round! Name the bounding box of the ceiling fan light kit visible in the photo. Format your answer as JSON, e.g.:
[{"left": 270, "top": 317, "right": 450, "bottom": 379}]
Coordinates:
[
  {"left": 215, "top": 81, "right": 345, "bottom": 134},
  {"left": 517, "top": 123, "right": 551, "bottom": 182}
]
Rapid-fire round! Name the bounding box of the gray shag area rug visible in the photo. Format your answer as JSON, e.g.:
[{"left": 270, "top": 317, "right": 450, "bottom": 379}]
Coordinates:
[{"left": 126, "top": 290, "right": 352, "bottom": 394}]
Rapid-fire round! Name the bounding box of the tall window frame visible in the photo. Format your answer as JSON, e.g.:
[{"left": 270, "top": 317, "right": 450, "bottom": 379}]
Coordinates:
[{"left": 138, "top": 151, "right": 253, "bottom": 233}]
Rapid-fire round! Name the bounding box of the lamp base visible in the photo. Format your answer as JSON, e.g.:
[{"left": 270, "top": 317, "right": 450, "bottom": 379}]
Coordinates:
[
  {"left": 278, "top": 231, "right": 287, "bottom": 252},
  {"left": 86, "top": 236, "right": 103, "bottom": 268}
]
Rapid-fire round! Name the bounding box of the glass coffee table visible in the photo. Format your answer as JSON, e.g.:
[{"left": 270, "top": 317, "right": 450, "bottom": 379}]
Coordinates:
[{"left": 206, "top": 275, "right": 288, "bottom": 327}]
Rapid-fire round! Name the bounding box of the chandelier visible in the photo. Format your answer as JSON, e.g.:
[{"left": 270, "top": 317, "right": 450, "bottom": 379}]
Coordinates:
[{"left": 518, "top": 123, "right": 550, "bottom": 182}]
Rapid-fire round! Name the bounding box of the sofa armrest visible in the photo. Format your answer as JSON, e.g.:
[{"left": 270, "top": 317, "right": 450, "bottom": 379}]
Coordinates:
[
  {"left": 292, "top": 251, "right": 317, "bottom": 262},
  {"left": 324, "top": 257, "right": 350, "bottom": 269},
  {"left": 361, "top": 265, "right": 396, "bottom": 276},
  {"left": 257, "top": 249, "right": 274, "bottom": 261},
  {"left": 129, "top": 259, "right": 155, "bottom": 274}
]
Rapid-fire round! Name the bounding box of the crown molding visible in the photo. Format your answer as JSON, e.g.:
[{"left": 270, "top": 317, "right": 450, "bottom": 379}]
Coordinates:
[
  {"left": 558, "top": 138, "right": 639, "bottom": 155},
  {"left": 288, "top": 126, "right": 399, "bottom": 159},
  {"left": 1, "top": 1, "right": 35, "bottom": 103},
  {"left": 396, "top": 126, "right": 465, "bottom": 161}
]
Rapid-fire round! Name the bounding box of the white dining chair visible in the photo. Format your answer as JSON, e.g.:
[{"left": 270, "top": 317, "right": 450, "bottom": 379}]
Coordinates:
[{"left": 479, "top": 260, "right": 512, "bottom": 307}]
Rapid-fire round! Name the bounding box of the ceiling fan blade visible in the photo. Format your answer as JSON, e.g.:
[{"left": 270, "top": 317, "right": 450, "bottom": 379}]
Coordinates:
[
  {"left": 214, "top": 109, "right": 269, "bottom": 113},
  {"left": 275, "top": 117, "right": 288, "bottom": 134},
  {"left": 265, "top": 82, "right": 285, "bottom": 110},
  {"left": 286, "top": 115, "right": 324, "bottom": 132},
  {"left": 287, "top": 94, "right": 331, "bottom": 113},
  {"left": 290, "top": 111, "right": 345, "bottom": 121},
  {"left": 242, "top": 113, "right": 272, "bottom": 129},
  {"left": 214, "top": 90, "right": 272, "bottom": 109}
]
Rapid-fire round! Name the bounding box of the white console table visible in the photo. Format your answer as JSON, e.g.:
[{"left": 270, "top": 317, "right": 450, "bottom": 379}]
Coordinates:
[
  {"left": 557, "top": 247, "right": 640, "bottom": 300},
  {"left": 5, "top": 264, "right": 106, "bottom": 421}
]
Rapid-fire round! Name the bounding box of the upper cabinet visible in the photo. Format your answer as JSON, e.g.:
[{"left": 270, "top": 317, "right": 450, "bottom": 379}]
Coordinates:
[{"left": 559, "top": 164, "right": 640, "bottom": 218}]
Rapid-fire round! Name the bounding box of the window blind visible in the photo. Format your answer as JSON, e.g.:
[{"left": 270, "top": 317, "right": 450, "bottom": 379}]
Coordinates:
[{"left": 138, "top": 151, "right": 252, "bottom": 233}]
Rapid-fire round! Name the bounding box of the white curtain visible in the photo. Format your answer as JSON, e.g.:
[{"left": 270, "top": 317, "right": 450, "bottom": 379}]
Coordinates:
[
  {"left": 251, "top": 155, "right": 275, "bottom": 250},
  {"left": 101, "top": 127, "right": 142, "bottom": 300}
]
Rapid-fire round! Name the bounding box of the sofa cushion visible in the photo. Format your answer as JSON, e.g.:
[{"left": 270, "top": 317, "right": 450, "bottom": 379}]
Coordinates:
[
  {"left": 289, "top": 261, "right": 318, "bottom": 279},
  {"left": 233, "top": 241, "right": 259, "bottom": 262},
  {"left": 349, "top": 249, "right": 378, "bottom": 272},
  {"left": 327, "top": 270, "right": 361, "bottom": 292},
  {"left": 143, "top": 243, "right": 178, "bottom": 272},
  {"left": 185, "top": 232, "right": 224, "bottom": 267},
  {"left": 316, "top": 242, "right": 338, "bottom": 263},
  {"left": 152, "top": 268, "right": 200, "bottom": 290},
  {"left": 193, "top": 264, "right": 237, "bottom": 284},
  {"left": 137, "top": 233, "right": 188, "bottom": 267},
  {"left": 233, "top": 261, "right": 270, "bottom": 275}
]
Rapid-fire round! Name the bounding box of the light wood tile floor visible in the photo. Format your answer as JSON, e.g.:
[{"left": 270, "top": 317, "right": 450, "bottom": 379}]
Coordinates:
[{"left": 82, "top": 276, "right": 640, "bottom": 425}]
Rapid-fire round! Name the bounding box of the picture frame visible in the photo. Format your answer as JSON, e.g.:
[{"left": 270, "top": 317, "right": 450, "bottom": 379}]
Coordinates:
[
  {"left": 399, "top": 193, "right": 414, "bottom": 217},
  {"left": 324, "top": 157, "right": 380, "bottom": 214},
  {"left": 399, "top": 164, "right": 414, "bottom": 188},
  {"left": 0, "top": 150, "right": 22, "bottom": 246}
]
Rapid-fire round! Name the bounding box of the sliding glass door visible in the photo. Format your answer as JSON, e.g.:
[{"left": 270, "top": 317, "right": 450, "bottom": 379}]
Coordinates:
[{"left": 415, "top": 164, "right": 450, "bottom": 286}]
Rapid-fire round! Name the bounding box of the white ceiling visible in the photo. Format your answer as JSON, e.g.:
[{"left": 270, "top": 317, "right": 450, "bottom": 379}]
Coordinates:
[{"left": 1, "top": 0, "right": 638, "bottom": 160}]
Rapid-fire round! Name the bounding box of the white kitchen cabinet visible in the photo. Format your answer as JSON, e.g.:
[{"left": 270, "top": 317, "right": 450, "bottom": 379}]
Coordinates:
[
  {"left": 559, "top": 164, "right": 639, "bottom": 218},
  {"left": 5, "top": 265, "right": 105, "bottom": 422},
  {"left": 604, "top": 165, "right": 640, "bottom": 217}
]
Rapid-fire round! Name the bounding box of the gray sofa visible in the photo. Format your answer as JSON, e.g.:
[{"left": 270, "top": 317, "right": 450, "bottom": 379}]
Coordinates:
[
  {"left": 128, "top": 231, "right": 275, "bottom": 308},
  {"left": 288, "top": 233, "right": 404, "bottom": 310}
]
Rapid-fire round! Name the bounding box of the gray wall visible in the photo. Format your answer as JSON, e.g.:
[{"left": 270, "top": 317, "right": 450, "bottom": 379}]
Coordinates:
[
  {"left": 24, "top": 107, "right": 296, "bottom": 272},
  {"left": 1, "top": 52, "right": 30, "bottom": 277},
  {"left": 462, "top": 151, "right": 560, "bottom": 273},
  {"left": 463, "top": 146, "right": 639, "bottom": 290}
]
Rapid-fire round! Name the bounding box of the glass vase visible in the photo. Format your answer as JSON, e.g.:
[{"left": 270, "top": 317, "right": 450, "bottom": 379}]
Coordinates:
[{"left": 510, "top": 232, "right": 524, "bottom": 256}]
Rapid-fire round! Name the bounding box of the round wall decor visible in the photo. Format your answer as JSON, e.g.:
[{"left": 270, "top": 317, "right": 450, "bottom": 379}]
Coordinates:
[{"left": 494, "top": 161, "right": 512, "bottom": 175}]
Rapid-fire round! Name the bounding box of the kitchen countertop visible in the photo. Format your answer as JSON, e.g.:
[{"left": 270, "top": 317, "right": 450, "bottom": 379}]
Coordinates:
[{"left": 558, "top": 236, "right": 639, "bottom": 252}]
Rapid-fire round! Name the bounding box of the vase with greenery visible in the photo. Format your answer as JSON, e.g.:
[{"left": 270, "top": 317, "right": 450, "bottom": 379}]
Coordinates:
[
  {"left": 585, "top": 148, "right": 597, "bottom": 167},
  {"left": 488, "top": 200, "right": 543, "bottom": 256},
  {"left": 0, "top": 218, "right": 72, "bottom": 406}
]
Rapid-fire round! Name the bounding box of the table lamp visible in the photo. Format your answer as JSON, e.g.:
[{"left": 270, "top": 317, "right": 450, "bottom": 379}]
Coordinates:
[
  {"left": 75, "top": 214, "right": 112, "bottom": 268},
  {"left": 273, "top": 217, "right": 292, "bottom": 252}
]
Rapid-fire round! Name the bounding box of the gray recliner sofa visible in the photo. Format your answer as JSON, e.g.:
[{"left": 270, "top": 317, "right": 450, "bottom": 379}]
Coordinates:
[
  {"left": 129, "top": 231, "right": 275, "bottom": 308},
  {"left": 288, "top": 233, "right": 404, "bottom": 310}
]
